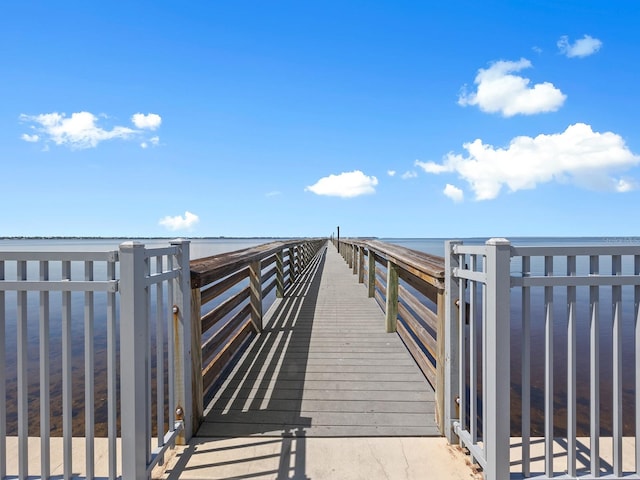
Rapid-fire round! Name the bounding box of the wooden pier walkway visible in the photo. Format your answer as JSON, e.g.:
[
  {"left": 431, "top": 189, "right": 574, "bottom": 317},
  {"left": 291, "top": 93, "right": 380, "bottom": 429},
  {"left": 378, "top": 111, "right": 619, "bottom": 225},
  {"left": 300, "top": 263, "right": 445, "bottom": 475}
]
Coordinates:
[
  {"left": 197, "top": 243, "right": 438, "bottom": 437},
  {"left": 156, "top": 243, "right": 470, "bottom": 480}
]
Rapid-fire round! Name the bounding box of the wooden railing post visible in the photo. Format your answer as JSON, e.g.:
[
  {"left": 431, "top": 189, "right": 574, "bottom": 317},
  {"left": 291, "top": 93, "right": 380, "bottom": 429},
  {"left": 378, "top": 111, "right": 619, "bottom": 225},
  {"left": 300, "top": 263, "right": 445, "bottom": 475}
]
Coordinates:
[
  {"left": 249, "top": 260, "right": 263, "bottom": 332},
  {"left": 368, "top": 250, "right": 376, "bottom": 298},
  {"left": 288, "top": 247, "right": 296, "bottom": 283},
  {"left": 352, "top": 246, "right": 358, "bottom": 275},
  {"left": 385, "top": 260, "right": 398, "bottom": 333},
  {"left": 190, "top": 286, "right": 204, "bottom": 433},
  {"left": 358, "top": 247, "right": 365, "bottom": 283},
  {"left": 276, "top": 250, "right": 284, "bottom": 298}
]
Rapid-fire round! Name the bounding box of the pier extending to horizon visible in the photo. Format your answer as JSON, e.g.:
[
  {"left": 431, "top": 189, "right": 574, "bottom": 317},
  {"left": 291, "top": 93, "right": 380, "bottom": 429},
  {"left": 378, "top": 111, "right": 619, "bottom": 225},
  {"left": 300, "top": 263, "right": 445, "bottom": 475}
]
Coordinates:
[{"left": 1, "top": 237, "right": 640, "bottom": 479}]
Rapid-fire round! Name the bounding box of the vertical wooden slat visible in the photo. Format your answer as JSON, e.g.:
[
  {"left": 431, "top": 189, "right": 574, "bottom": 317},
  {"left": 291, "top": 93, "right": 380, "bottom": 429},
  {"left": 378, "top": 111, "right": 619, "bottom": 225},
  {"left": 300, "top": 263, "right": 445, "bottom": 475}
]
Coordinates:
[
  {"left": 39, "top": 260, "right": 51, "bottom": 479},
  {"left": 544, "top": 255, "right": 554, "bottom": 478},
  {"left": 62, "top": 260, "right": 72, "bottom": 480},
  {"left": 276, "top": 251, "right": 284, "bottom": 298},
  {"left": 85, "top": 260, "right": 95, "bottom": 479},
  {"left": 567, "top": 255, "right": 576, "bottom": 477},
  {"left": 358, "top": 246, "right": 365, "bottom": 284},
  {"left": 521, "top": 256, "right": 530, "bottom": 477},
  {"left": 589, "top": 255, "right": 600, "bottom": 476},
  {"left": 612, "top": 254, "right": 622, "bottom": 477},
  {"left": 385, "top": 260, "right": 398, "bottom": 333},
  {"left": 249, "top": 260, "right": 263, "bottom": 332},
  {"left": 17, "top": 260, "right": 28, "bottom": 480}
]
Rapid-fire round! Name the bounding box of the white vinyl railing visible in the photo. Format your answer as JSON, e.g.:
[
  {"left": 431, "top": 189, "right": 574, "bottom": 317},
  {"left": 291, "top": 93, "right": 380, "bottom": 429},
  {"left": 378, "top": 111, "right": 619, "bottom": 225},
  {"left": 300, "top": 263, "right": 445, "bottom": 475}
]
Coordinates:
[
  {"left": 0, "top": 240, "right": 192, "bottom": 480},
  {"left": 445, "top": 239, "right": 640, "bottom": 480}
]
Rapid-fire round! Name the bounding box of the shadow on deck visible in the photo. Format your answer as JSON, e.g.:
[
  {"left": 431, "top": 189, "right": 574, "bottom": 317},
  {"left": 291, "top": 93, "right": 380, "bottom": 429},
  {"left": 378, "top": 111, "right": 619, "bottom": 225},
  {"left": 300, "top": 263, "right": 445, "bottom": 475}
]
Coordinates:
[{"left": 163, "top": 244, "right": 444, "bottom": 479}]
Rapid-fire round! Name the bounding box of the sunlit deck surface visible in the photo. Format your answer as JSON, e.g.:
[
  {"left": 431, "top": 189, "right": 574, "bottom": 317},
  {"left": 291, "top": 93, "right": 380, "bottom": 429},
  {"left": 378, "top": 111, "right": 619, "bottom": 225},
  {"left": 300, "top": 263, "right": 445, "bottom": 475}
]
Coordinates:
[{"left": 198, "top": 244, "right": 438, "bottom": 437}]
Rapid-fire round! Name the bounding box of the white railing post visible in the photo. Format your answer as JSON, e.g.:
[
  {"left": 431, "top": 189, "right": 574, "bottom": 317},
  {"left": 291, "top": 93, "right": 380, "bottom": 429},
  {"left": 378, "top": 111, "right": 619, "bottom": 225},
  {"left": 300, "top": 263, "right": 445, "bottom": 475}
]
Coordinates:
[
  {"left": 484, "top": 238, "right": 511, "bottom": 480},
  {"left": 119, "top": 241, "right": 149, "bottom": 480},
  {"left": 444, "top": 240, "right": 461, "bottom": 443},
  {"left": 171, "top": 239, "right": 193, "bottom": 443}
]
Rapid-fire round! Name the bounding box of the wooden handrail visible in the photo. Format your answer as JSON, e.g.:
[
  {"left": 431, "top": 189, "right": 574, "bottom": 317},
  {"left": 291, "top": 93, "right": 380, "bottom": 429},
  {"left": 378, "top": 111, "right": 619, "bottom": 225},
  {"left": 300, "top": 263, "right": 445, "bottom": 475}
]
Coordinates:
[
  {"left": 188, "top": 238, "right": 327, "bottom": 430},
  {"left": 334, "top": 238, "right": 447, "bottom": 434}
]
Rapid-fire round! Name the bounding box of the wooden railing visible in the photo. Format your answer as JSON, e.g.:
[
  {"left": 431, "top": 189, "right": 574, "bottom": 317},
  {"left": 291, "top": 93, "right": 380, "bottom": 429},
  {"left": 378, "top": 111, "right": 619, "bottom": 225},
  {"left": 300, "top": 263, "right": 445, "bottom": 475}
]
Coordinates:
[
  {"left": 188, "top": 238, "right": 326, "bottom": 428},
  {"left": 333, "top": 238, "right": 447, "bottom": 433}
]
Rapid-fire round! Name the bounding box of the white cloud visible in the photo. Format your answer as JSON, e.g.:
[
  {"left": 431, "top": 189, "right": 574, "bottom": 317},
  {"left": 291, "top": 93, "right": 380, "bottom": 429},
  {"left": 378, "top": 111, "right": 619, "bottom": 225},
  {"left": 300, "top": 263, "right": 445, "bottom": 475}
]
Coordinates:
[
  {"left": 132, "top": 113, "right": 162, "bottom": 130},
  {"left": 21, "top": 133, "right": 39, "bottom": 143},
  {"left": 443, "top": 184, "right": 464, "bottom": 203},
  {"left": 416, "top": 123, "right": 640, "bottom": 200},
  {"left": 305, "top": 170, "right": 378, "bottom": 198},
  {"left": 558, "top": 35, "right": 602, "bottom": 58},
  {"left": 387, "top": 170, "right": 397, "bottom": 177},
  {"left": 158, "top": 211, "right": 199, "bottom": 231},
  {"left": 266, "top": 191, "right": 282, "bottom": 197},
  {"left": 401, "top": 171, "right": 418, "bottom": 179},
  {"left": 458, "top": 58, "right": 566, "bottom": 116},
  {"left": 140, "top": 136, "right": 160, "bottom": 149},
  {"left": 20, "top": 111, "right": 136, "bottom": 149}
]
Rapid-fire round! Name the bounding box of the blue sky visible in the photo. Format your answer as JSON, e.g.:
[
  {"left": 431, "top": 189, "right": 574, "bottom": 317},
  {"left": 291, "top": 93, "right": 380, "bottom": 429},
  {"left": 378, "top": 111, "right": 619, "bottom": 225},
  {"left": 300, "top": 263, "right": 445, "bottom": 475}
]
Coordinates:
[{"left": 2, "top": 1, "right": 639, "bottom": 238}]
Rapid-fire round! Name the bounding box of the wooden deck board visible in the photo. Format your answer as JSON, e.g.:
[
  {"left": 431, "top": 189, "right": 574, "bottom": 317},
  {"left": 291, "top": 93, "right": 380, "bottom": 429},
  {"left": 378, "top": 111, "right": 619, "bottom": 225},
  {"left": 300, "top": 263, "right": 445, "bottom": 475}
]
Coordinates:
[{"left": 198, "top": 243, "right": 438, "bottom": 438}]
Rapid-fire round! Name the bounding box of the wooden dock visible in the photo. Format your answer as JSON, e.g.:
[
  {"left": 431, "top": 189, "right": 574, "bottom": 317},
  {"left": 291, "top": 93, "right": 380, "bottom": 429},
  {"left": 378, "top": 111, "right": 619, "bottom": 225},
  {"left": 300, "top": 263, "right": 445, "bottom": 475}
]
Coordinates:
[{"left": 196, "top": 244, "right": 438, "bottom": 438}]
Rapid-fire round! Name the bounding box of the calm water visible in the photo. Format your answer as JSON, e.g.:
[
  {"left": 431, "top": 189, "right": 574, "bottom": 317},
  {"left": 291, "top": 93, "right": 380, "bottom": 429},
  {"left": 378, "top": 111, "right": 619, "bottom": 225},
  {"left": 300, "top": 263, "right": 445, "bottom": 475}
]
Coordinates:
[
  {"left": 388, "top": 236, "right": 640, "bottom": 436},
  {"left": 2, "top": 237, "right": 639, "bottom": 436}
]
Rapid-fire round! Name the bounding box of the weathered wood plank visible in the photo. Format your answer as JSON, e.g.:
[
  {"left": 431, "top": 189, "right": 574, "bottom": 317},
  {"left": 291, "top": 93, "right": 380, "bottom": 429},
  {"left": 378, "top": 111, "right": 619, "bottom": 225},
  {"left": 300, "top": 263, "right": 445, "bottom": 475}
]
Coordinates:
[{"left": 199, "top": 243, "right": 437, "bottom": 438}]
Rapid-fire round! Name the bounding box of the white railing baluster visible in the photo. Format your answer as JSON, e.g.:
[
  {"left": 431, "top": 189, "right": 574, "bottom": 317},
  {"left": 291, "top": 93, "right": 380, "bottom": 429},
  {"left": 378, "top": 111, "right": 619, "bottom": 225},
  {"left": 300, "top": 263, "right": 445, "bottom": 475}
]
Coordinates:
[
  {"left": 156, "top": 255, "right": 165, "bottom": 460},
  {"left": 0, "top": 260, "right": 5, "bottom": 480},
  {"left": 119, "top": 242, "right": 148, "bottom": 479},
  {"left": 85, "top": 260, "right": 95, "bottom": 479},
  {"left": 167, "top": 253, "right": 176, "bottom": 432},
  {"left": 470, "top": 254, "right": 478, "bottom": 445},
  {"left": 484, "top": 239, "right": 511, "bottom": 480},
  {"left": 62, "top": 259, "right": 72, "bottom": 480},
  {"left": 444, "top": 240, "right": 461, "bottom": 444},
  {"left": 590, "top": 254, "right": 600, "bottom": 476},
  {"left": 635, "top": 254, "right": 640, "bottom": 476},
  {"left": 145, "top": 253, "right": 152, "bottom": 466},
  {"left": 447, "top": 242, "right": 640, "bottom": 479},
  {"left": 544, "top": 255, "right": 553, "bottom": 478},
  {"left": 106, "top": 258, "right": 117, "bottom": 480},
  {"left": 612, "top": 254, "right": 622, "bottom": 477},
  {"left": 521, "top": 255, "right": 530, "bottom": 478},
  {"left": 171, "top": 239, "right": 192, "bottom": 442},
  {"left": 40, "top": 260, "right": 51, "bottom": 480},
  {"left": 17, "top": 260, "right": 28, "bottom": 480},
  {"left": 567, "top": 255, "right": 576, "bottom": 477}
]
